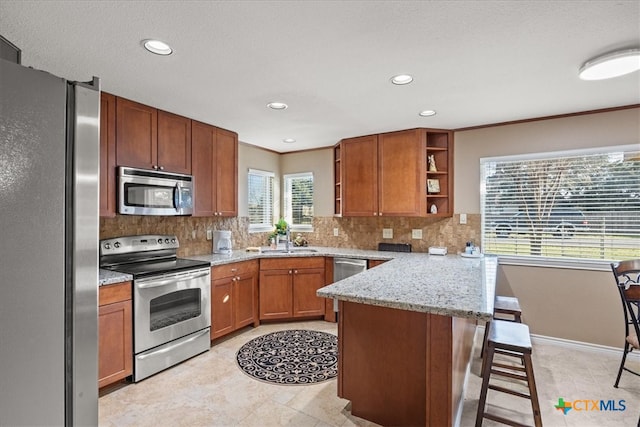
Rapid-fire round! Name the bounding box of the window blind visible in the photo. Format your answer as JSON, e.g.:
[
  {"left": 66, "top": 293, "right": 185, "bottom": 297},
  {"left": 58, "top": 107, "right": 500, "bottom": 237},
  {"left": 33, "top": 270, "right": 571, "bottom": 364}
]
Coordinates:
[
  {"left": 284, "top": 172, "right": 314, "bottom": 229},
  {"left": 248, "top": 169, "right": 274, "bottom": 232},
  {"left": 481, "top": 145, "right": 640, "bottom": 264}
]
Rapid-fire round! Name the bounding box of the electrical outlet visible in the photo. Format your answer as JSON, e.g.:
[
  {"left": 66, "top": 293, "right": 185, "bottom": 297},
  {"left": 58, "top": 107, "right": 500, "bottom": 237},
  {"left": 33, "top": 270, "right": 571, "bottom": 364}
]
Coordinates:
[
  {"left": 460, "top": 213, "right": 467, "bottom": 224},
  {"left": 192, "top": 230, "right": 197, "bottom": 239},
  {"left": 333, "top": 228, "right": 339, "bottom": 236},
  {"left": 411, "top": 229, "right": 423, "bottom": 239},
  {"left": 382, "top": 228, "right": 393, "bottom": 239},
  {"left": 206, "top": 230, "right": 213, "bottom": 240}
]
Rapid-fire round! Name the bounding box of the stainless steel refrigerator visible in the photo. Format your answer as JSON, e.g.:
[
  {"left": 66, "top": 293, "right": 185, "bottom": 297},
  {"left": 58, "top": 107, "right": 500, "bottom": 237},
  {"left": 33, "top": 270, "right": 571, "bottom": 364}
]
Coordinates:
[{"left": 0, "top": 59, "right": 100, "bottom": 426}]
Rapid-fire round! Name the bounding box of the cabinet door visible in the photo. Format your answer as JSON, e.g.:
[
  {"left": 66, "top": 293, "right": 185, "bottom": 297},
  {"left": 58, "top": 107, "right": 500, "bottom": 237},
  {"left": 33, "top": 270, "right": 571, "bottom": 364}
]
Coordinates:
[
  {"left": 293, "top": 268, "right": 326, "bottom": 317},
  {"left": 215, "top": 128, "right": 238, "bottom": 217},
  {"left": 211, "top": 277, "right": 234, "bottom": 340},
  {"left": 115, "top": 97, "right": 157, "bottom": 170},
  {"left": 99, "top": 92, "right": 116, "bottom": 217},
  {"left": 191, "top": 121, "right": 216, "bottom": 217},
  {"left": 378, "top": 129, "right": 425, "bottom": 216},
  {"left": 157, "top": 110, "right": 192, "bottom": 174},
  {"left": 234, "top": 271, "right": 258, "bottom": 329},
  {"left": 342, "top": 135, "right": 378, "bottom": 216},
  {"left": 98, "top": 300, "right": 132, "bottom": 388},
  {"left": 259, "top": 269, "right": 293, "bottom": 320}
]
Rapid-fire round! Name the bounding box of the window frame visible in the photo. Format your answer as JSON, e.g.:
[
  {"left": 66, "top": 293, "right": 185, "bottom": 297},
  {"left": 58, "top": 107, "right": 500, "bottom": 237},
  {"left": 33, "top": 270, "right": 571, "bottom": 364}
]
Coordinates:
[
  {"left": 247, "top": 168, "right": 275, "bottom": 233},
  {"left": 283, "top": 172, "right": 314, "bottom": 232},
  {"left": 480, "top": 144, "right": 640, "bottom": 271}
]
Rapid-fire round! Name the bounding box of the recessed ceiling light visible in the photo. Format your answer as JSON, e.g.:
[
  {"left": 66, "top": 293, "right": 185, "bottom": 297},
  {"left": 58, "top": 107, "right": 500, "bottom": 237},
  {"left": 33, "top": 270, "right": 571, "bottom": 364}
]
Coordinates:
[
  {"left": 390, "top": 74, "right": 413, "bottom": 85},
  {"left": 142, "top": 39, "right": 173, "bottom": 56},
  {"left": 579, "top": 48, "right": 640, "bottom": 80},
  {"left": 283, "top": 138, "right": 296, "bottom": 143},
  {"left": 267, "top": 102, "right": 288, "bottom": 110},
  {"left": 419, "top": 110, "right": 437, "bottom": 117}
]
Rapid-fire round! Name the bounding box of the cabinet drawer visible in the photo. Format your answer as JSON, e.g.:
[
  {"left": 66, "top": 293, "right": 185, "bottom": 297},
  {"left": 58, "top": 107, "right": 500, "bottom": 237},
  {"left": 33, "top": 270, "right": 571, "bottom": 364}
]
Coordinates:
[
  {"left": 212, "top": 260, "right": 258, "bottom": 280},
  {"left": 260, "top": 257, "right": 325, "bottom": 271},
  {"left": 99, "top": 281, "right": 132, "bottom": 306}
]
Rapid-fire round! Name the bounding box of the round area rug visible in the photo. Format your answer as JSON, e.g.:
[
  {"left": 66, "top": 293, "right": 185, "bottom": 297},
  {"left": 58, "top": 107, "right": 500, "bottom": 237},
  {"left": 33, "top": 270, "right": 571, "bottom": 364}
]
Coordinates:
[{"left": 236, "top": 329, "right": 338, "bottom": 385}]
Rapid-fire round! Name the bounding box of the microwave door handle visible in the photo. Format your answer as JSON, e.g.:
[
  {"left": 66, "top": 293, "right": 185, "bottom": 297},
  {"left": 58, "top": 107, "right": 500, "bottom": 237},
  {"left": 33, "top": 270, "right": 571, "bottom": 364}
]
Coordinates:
[{"left": 173, "top": 183, "right": 181, "bottom": 211}]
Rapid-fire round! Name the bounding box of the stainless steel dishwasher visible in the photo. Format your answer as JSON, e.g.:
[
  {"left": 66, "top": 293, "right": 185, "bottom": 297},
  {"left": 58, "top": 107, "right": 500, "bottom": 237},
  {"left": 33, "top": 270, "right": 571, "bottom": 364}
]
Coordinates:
[{"left": 333, "top": 258, "right": 368, "bottom": 314}]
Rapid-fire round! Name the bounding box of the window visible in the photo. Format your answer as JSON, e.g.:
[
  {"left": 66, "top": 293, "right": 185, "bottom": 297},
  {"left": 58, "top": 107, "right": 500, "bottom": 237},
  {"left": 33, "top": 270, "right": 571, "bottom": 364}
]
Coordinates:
[
  {"left": 284, "top": 172, "right": 314, "bottom": 231},
  {"left": 481, "top": 145, "right": 640, "bottom": 268},
  {"left": 248, "top": 169, "right": 274, "bottom": 232}
]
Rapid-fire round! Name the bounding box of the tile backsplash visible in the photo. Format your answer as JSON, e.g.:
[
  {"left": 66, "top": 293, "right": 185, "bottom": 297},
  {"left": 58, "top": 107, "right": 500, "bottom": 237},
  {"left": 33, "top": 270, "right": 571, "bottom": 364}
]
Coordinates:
[{"left": 100, "top": 214, "right": 481, "bottom": 257}]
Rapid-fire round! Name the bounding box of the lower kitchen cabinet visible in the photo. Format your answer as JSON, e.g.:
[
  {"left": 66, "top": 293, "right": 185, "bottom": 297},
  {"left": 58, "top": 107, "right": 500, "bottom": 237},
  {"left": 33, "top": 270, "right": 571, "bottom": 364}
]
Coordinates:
[
  {"left": 259, "top": 257, "right": 326, "bottom": 321},
  {"left": 98, "top": 281, "right": 132, "bottom": 389},
  {"left": 211, "top": 260, "right": 259, "bottom": 340}
]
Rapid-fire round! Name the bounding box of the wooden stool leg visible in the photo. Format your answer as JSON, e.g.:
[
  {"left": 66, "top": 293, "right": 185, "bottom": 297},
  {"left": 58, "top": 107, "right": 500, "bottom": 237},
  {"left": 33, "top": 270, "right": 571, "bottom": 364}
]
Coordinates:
[
  {"left": 476, "top": 344, "right": 495, "bottom": 427},
  {"left": 523, "top": 353, "right": 542, "bottom": 427},
  {"left": 481, "top": 320, "right": 490, "bottom": 360}
]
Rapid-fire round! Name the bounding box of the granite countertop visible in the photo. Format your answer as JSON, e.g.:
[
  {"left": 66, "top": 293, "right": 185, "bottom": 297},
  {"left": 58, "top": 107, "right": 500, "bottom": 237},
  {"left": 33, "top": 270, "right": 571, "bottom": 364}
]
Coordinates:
[
  {"left": 316, "top": 253, "right": 497, "bottom": 321},
  {"left": 98, "top": 247, "right": 497, "bottom": 321}
]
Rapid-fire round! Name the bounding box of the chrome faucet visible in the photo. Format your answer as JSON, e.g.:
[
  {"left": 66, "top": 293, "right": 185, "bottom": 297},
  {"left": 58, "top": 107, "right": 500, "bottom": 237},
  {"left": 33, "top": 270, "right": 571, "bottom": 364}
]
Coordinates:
[{"left": 285, "top": 225, "right": 291, "bottom": 252}]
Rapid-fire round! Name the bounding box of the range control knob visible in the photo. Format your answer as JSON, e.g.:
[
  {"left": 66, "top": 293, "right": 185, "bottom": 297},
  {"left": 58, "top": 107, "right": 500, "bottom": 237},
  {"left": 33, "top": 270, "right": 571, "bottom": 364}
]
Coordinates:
[
  {"left": 158, "top": 238, "right": 163, "bottom": 244},
  {"left": 171, "top": 238, "right": 176, "bottom": 244},
  {"left": 104, "top": 243, "right": 111, "bottom": 250},
  {"left": 165, "top": 238, "right": 170, "bottom": 244},
  {"left": 113, "top": 242, "right": 121, "bottom": 249}
]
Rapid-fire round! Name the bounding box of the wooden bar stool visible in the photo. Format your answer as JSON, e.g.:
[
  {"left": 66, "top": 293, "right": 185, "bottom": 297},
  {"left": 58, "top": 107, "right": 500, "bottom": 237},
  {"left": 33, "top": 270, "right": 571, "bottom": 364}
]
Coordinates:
[
  {"left": 482, "top": 296, "right": 522, "bottom": 359},
  {"left": 476, "top": 320, "right": 542, "bottom": 427}
]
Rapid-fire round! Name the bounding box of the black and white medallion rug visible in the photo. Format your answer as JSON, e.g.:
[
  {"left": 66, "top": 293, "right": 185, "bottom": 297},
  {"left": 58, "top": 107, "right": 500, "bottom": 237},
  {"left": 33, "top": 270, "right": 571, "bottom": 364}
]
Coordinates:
[{"left": 236, "top": 329, "right": 338, "bottom": 385}]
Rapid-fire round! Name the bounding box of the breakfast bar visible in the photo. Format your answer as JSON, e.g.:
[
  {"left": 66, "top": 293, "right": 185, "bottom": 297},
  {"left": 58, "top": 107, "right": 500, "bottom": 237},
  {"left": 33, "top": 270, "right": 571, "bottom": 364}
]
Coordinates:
[{"left": 317, "top": 254, "right": 497, "bottom": 427}]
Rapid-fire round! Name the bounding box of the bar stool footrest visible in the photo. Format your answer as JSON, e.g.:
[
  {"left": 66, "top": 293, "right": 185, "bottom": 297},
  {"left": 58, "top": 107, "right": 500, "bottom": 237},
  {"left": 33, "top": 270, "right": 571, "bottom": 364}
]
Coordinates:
[
  {"left": 483, "top": 412, "right": 532, "bottom": 427},
  {"left": 488, "top": 384, "right": 532, "bottom": 400}
]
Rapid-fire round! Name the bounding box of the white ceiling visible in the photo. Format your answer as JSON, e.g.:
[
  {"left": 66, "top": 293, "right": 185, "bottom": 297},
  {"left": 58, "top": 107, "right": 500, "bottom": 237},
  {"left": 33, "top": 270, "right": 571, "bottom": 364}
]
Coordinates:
[{"left": 1, "top": 1, "right": 639, "bottom": 153}]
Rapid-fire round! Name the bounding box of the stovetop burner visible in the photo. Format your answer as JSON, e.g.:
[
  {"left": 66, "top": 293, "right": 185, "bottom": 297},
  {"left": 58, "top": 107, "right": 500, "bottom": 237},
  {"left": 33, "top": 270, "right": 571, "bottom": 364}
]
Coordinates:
[{"left": 101, "top": 258, "right": 210, "bottom": 279}]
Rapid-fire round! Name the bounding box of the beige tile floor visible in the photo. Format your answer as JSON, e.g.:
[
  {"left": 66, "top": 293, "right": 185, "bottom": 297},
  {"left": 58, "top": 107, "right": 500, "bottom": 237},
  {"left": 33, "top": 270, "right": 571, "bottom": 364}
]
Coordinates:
[{"left": 99, "top": 321, "right": 640, "bottom": 426}]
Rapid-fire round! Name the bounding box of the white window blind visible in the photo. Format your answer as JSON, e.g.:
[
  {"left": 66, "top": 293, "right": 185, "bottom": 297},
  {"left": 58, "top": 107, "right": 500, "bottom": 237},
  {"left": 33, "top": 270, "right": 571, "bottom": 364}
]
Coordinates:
[
  {"left": 248, "top": 169, "right": 274, "bottom": 232},
  {"left": 284, "top": 172, "right": 314, "bottom": 231},
  {"left": 481, "top": 145, "right": 640, "bottom": 266}
]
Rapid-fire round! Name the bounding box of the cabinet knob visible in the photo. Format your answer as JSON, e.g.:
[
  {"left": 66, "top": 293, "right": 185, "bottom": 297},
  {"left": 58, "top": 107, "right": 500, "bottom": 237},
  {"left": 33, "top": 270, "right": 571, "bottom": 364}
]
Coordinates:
[
  {"left": 159, "top": 166, "right": 164, "bottom": 171},
  {"left": 373, "top": 212, "right": 377, "bottom": 216},
  {"left": 294, "top": 270, "right": 298, "bottom": 274},
  {"left": 289, "top": 270, "right": 292, "bottom": 274},
  {"left": 236, "top": 276, "right": 241, "bottom": 281},
  {"left": 223, "top": 294, "right": 230, "bottom": 303},
  {"left": 152, "top": 165, "right": 158, "bottom": 170}
]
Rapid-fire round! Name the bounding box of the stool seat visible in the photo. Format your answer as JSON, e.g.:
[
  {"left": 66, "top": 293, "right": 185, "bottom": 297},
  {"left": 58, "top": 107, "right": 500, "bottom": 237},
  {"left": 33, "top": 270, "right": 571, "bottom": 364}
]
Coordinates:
[
  {"left": 494, "top": 295, "right": 522, "bottom": 318},
  {"left": 489, "top": 320, "right": 531, "bottom": 354},
  {"left": 476, "top": 320, "right": 542, "bottom": 427}
]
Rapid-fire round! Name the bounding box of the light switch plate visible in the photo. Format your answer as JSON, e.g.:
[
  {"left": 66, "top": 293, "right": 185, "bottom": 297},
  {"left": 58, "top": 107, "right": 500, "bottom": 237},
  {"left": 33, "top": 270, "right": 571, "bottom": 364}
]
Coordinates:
[
  {"left": 206, "top": 230, "right": 212, "bottom": 240},
  {"left": 459, "top": 213, "right": 467, "bottom": 224},
  {"left": 382, "top": 228, "right": 393, "bottom": 239},
  {"left": 411, "top": 229, "right": 423, "bottom": 239},
  {"left": 333, "top": 228, "right": 339, "bottom": 237}
]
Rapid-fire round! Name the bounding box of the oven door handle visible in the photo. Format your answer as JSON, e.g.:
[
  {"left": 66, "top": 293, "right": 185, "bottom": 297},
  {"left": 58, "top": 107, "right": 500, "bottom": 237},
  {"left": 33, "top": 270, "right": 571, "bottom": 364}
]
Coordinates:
[{"left": 136, "top": 269, "right": 210, "bottom": 289}]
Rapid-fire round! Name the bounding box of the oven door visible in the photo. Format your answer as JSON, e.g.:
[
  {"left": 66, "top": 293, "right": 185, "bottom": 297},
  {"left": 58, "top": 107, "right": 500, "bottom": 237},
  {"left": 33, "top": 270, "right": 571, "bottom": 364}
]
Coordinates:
[{"left": 133, "top": 267, "right": 210, "bottom": 354}]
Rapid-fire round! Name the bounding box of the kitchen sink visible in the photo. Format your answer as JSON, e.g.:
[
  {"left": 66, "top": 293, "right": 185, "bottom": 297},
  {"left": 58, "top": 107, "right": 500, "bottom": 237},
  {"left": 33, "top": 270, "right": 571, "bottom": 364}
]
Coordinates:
[{"left": 261, "top": 248, "right": 319, "bottom": 254}]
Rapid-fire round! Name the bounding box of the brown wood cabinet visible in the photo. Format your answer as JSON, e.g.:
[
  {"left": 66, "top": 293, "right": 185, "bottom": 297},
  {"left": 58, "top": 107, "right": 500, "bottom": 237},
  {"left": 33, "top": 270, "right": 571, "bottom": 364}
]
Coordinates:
[
  {"left": 100, "top": 92, "right": 117, "bottom": 217},
  {"left": 339, "top": 129, "right": 425, "bottom": 217},
  {"left": 115, "top": 97, "right": 191, "bottom": 174},
  {"left": 259, "top": 257, "right": 326, "bottom": 321},
  {"left": 211, "top": 260, "right": 259, "bottom": 340},
  {"left": 336, "top": 128, "right": 453, "bottom": 217},
  {"left": 191, "top": 121, "right": 238, "bottom": 217},
  {"left": 98, "top": 281, "right": 132, "bottom": 388}
]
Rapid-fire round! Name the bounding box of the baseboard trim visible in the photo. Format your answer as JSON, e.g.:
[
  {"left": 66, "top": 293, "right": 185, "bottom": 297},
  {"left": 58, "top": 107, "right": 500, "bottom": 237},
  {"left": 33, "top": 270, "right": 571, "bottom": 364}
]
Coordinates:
[{"left": 475, "top": 325, "right": 640, "bottom": 361}]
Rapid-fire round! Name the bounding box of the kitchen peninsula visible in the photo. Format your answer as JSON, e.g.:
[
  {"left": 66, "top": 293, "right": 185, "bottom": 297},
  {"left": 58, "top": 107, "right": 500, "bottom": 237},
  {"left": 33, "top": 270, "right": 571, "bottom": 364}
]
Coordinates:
[{"left": 317, "top": 253, "right": 497, "bottom": 427}]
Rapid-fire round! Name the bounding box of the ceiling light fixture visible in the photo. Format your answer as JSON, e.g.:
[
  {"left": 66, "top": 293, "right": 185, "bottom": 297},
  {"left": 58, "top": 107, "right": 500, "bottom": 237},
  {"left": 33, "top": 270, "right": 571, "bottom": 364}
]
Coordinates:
[
  {"left": 267, "top": 102, "right": 288, "bottom": 110},
  {"left": 390, "top": 74, "right": 413, "bottom": 85},
  {"left": 142, "top": 39, "right": 173, "bottom": 56},
  {"left": 419, "top": 110, "right": 437, "bottom": 117},
  {"left": 579, "top": 48, "right": 640, "bottom": 80},
  {"left": 283, "top": 138, "right": 296, "bottom": 143}
]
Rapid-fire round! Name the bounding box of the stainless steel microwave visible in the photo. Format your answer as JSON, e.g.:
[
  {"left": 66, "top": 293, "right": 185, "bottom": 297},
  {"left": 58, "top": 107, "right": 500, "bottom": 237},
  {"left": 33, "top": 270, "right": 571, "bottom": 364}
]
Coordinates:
[{"left": 118, "top": 167, "right": 193, "bottom": 216}]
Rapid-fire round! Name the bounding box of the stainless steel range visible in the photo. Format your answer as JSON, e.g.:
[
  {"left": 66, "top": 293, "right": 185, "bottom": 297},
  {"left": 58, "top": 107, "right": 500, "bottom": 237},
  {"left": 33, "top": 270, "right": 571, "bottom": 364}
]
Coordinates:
[{"left": 99, "top": 235, "right": 211, "bottom": 382}]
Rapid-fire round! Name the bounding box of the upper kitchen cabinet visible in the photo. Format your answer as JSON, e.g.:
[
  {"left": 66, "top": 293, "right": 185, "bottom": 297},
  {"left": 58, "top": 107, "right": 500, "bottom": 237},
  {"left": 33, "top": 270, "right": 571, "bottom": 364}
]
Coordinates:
[
  {"left": 425, "top": 130, "right": 454, "bottom": 216},
  {"left": 191, "top": 121, "right": 238, "bottom": 217},
  {"left": 338, "top": 129, "right": 426, "bottom": 217},
  {"left": 100, "top": 92, "right": 116, "bottom": 217},
  {"left": 115, "top": 97, "right": 192, "bottom": 174}
]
